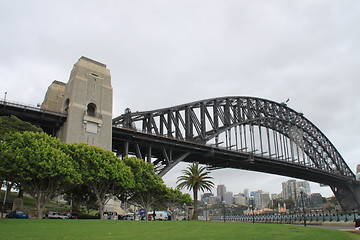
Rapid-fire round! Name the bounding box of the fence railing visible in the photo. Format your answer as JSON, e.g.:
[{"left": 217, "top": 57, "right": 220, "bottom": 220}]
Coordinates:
[
  {"left": 209, "top": 209, "right": 360, "bottom": 223},
  {"left": 0, "top": 99, "right": 66, "bottom": 117}
]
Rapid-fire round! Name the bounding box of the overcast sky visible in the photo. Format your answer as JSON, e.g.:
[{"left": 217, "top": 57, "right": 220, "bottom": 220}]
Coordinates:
[{"left": 1, "top": 1, "right": 359, "bottom": 198}]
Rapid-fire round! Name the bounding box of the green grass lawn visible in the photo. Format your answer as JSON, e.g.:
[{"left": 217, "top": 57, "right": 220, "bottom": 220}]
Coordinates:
[{"left": 0, "top": 220, "right": 359, "bottom": 240}]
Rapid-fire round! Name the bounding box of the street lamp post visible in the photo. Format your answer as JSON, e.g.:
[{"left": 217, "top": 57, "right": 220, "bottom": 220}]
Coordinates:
[
  {"left": 336, "top": 207, "right": 340, "bottom": 222},
  {"left": 250, "top": 196, "right": 255, "bottom": 223},
  {"left": 222, "top": 201, "right": 226, "bottom": 222},
  {"left": 183, "top": 203, "right": 187, "bottom": 220},
  {"left": 205, "top": 203, "right": 208, "bottom": 221},
  {"left": 299, "top": 187, "right": 307, "bottom": 227}
]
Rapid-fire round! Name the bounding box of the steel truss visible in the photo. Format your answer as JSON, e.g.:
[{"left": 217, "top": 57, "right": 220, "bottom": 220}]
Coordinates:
[{"left": 113, "top": 96, "right": 360, "bottom": 210}]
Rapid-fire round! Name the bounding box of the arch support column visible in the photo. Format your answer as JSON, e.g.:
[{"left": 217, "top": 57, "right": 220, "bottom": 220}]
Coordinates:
[{"left": 331, "top": 183, "right": 360, "bottom": 210}]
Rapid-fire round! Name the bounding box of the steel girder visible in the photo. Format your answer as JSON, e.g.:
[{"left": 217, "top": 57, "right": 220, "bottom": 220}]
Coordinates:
[
  {"left": 113, "top": 97, "right": 360, "bottom": 209},
  {"left": 113, "top": 96, "right": 354, "bottom": 180}
]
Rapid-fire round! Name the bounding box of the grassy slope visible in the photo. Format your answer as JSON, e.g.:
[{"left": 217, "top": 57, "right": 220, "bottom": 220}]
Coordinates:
[
  {"left": 0, "top": 220, "right": 359, "bottom": 240},
  {"left": 0, "top": 190, "right": 69, "bottom": 215}
]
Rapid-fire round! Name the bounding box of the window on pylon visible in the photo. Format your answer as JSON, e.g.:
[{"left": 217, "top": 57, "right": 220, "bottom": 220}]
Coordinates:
[{"left": 87, "top": 103, "right": 97, "bottom": 117}]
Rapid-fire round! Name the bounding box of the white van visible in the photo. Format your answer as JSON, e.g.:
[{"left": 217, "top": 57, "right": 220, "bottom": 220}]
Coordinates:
[
  {"left": 103, "top": 212, "right": 118, "bottom": 220},
  {"left": 147, "top": 211, "right": 168, "bottom": 221}
]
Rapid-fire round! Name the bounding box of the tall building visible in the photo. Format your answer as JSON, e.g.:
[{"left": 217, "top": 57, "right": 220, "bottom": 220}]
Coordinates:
[
  {"left": 260, "top": 192, "right": 270, "bottom": 209},
  {"left": 271, "top": 194, "right": 278, "bottom": 200},
  {"left": 297, "top": 181, "right": 310, "bottom": 194},
  {"left": 234, "top": 194, "right": 247, "bottom": 205},
  {"left": 244, "top": 189, "right": 249, "bottom": 198},
  {"left": 282, "top": 179, "right": 311, "bottom": 206},
  {"left": 223, "top": 191, "right": 233, "bottom": 205},
  {"left": 282, "top": 179, "right": 297, "bottom": 200},
  {"left": 201, "top": 193, "right": 214, "bottom": 204},
  {"left": 208, "top": 196, "right": 218, "bottom": 205},
  {"left": 217, "top": 184, "right": 226, "bottom": 201},
  {"left": 250, "top": 191, "right": 262, "bottom": 208},
  {"left": 250, "top": 190, "right": 271, "bottom": 209}
]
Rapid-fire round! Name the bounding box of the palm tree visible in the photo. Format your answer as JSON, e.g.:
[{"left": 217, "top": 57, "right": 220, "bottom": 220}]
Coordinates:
[{"left": 177, "top": 162, "right": 214, "bottom": 220}]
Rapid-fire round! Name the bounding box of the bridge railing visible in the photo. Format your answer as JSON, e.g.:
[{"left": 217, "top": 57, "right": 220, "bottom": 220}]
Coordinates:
[{"left": 0, "top": 99, "right": 66, "bottom": 117}]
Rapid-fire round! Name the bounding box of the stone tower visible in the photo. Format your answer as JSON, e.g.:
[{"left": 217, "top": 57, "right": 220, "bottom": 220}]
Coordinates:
[
  {"left": 41, "top": 80, "right": 66, "bottom": 112},
  {"left": 57, "top": 56, "right": 113, "bottom": 150}
]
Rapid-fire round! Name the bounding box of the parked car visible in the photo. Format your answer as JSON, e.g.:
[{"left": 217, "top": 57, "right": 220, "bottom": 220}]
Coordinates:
[
  {"left": 6, "top": 211, "right": 29, "bottom": 219},
  {"left": 122, "top": 213, "right": 135, "bottom": 220},
  {"left": 95, "top": 212, "right": 118, "bottom": 220},
  {"left": 66, "top": 212, "right": 78, "bottom": 219},
  {"left": 47, "top": 211, "right": 69, "bottom": 219}
]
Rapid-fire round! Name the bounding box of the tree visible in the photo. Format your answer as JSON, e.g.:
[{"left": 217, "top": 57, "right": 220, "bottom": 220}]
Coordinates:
[
  {"left": 0, "top": 116, "right": 42, "bottom": 198},
  {"left": 177, "top": 162, "right": 214, "bottom": 220},
  {"left": 0, "top": 131, "right": 80, "bottom": 218},
  {"left": 163, "top": 188, "right": 192, "bottom": 220},
  {"left": 120, "top": 156, "right": 167, "bottom": 220},
  {"left": 0, "top": 116, "right": 42, "bottom": 139},
  {"left": 63, "top": 185, "right": 99, "bottom": 214},
  {"left": 66, "top": 143, "right": 134, "bottom": 219}
]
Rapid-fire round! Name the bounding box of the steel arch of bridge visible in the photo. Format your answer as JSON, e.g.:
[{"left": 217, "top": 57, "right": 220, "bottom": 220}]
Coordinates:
[
  {"left": 113, "top": 96, "right": 359, "bottom": 209},
  {"left": 113, "top": 96, "right": 354, "bottom": 179}
]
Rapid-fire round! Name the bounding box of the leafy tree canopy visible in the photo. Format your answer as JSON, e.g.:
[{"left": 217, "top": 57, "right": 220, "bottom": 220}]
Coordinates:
[
  {"left": 122, "top": 156, "right": 164, "bottom": 193},
  {"left": 164, "top": 188, "right": 192, "bottom": 209},
  {"left": 121, "top": 156, "right": 168, "bottom": 216},
  {"left": 66, "top": 143, "right": 134, "bottom": 219},
  {"left": 0, "top": 131, "right": 80, "bottom": 218},
  {"left": 0, "top": 116, "right": 42, "bottom": 139},
  {"left": 0, "top": 116, "right": 42, "bottom": 186}
]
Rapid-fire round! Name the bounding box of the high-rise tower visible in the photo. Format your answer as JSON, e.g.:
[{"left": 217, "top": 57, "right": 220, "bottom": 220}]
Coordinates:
[{"left": 217, "top": 184, "right": 226, "bottom": 201}]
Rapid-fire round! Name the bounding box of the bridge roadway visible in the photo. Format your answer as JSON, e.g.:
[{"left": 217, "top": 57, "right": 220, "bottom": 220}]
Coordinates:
[
  {"left": 112, "top": 126, "right": 352, "bottom": 188},
  {"left": 0, "top": 100, "right": 66, "bottom": 135},
  {"left": 1, "top": 99, "right": 360, "bottom": 210}
]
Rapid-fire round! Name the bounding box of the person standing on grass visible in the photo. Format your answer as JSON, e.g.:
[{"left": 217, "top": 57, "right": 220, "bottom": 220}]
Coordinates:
[{"left": 355, "top": 218, "right": 360, "bottom": 230}]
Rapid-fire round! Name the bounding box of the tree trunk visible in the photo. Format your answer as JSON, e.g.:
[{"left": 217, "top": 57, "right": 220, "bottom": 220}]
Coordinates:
[
  {"left": 99, "top": 202, "right": 104, "bottom": 220},
  {"left": 192, "top": 188, "right": 198, "bottom": 220},
  {"left": 145, "top": 206, "right": 150, "bottom": 221},
  {"left": 36, "top": 196, "right": 45, "bottom": 219},
  {"left": 5, "top": 182, "right": 13, "bottom": 200},
  {"left": 17, "top": 188, "right": 24, "bottom": 198}
]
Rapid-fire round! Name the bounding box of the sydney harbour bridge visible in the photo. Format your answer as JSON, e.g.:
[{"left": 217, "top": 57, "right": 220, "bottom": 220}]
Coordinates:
[{"left": 1, "top": 96, "right": 359, "bottom": 210}]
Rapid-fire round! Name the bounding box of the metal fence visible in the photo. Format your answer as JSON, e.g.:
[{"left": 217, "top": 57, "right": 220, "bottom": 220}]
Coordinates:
[{"left": 210, "top": 209, "right": 360, "bottom": 223}]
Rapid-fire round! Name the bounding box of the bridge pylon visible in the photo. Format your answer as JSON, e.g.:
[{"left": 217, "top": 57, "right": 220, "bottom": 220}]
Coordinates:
[{"left": 42, "top": 56, "right": 113, "bottom": 150}]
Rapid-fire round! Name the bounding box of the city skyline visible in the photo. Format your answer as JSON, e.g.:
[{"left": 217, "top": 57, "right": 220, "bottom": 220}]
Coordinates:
[
  {"left": 201, "top": 179, "right": 324, "bottom": 209},
  {"left": 207, "top": 179, "right": 313, "bottom": 199}
]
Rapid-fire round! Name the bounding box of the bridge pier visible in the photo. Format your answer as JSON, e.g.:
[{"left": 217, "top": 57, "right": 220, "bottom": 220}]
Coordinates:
[{"left": 332, "top": 183, "right": 360, "bottom": 210}]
